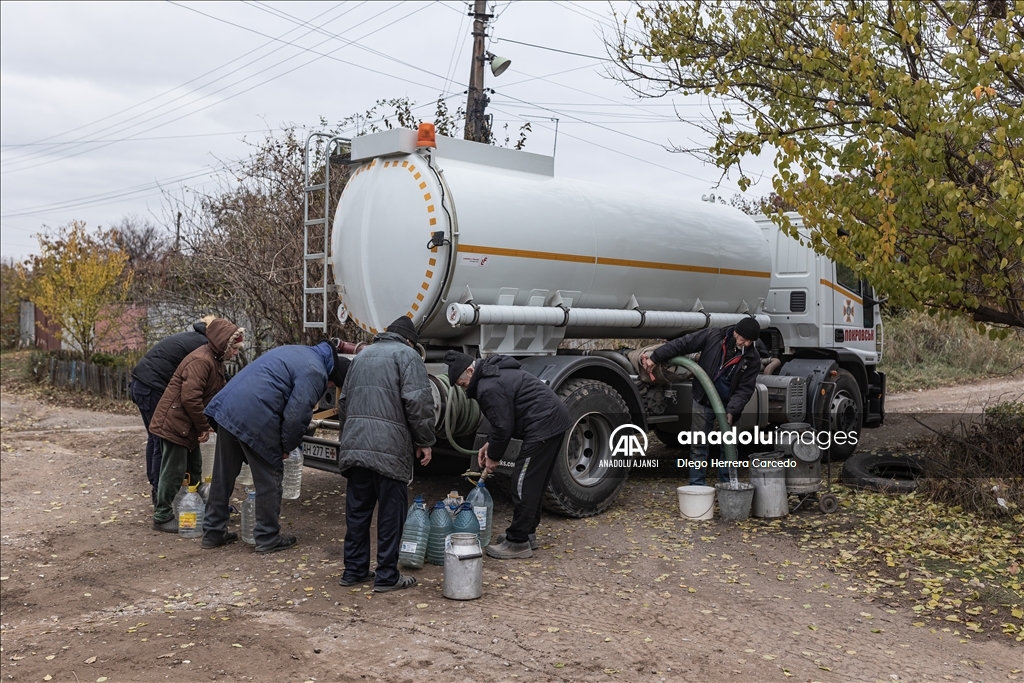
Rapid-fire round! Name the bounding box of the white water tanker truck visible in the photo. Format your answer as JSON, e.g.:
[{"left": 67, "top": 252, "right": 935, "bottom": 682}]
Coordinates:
[{"left": 300, "top": 126, "right": 886, "bottom": 517}]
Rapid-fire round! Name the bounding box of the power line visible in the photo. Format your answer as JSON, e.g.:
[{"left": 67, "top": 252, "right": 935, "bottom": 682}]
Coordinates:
[
  {"left": 493, "top": 37, "right": 612, "bottom": 62},
  {"left": 488, "top": 103, "right": 734, "bottom": 189},
  {"left": 241, "top": 1, "right": 454, "bottom": 86},
  {"left": 1, "top": 2, "right": 433, "bottom": 177},
  {"left": 0, "top": 128, "right": 283, "bottom": 149},
  {"left": 0, "top": 61, "right": 606, "bottom": 220},
  {"left": 0, "top": 2, "right": 360, "bottom": 169}
]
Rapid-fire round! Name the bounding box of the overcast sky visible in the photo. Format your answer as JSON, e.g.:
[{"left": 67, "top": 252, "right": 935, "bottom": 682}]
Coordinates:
[{"left": 1, "top": 1, "right": 774, "bottom": 260}]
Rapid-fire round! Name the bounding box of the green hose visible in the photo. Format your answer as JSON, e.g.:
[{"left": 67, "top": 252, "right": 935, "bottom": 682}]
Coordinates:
[
  {"left": 435, "top": 373, "right": 483, "bottom": 456},
  {"left": 666, "top": 356, "right": 739, "bottom": 463}
]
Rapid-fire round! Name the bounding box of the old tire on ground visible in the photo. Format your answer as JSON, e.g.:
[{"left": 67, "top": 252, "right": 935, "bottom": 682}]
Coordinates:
[
  {"left": 824, "top": 369, "right": 863, "bottom": 462},
  {"left": 543, "top": 379, "right": 632, "bottom": 518},
  {"left": 841, "top": 451, "right": 923, "bottom": 494}
]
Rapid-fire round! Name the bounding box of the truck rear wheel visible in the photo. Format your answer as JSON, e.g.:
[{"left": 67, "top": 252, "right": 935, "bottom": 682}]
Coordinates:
[
  {"left": 826, "top": 369, "right": 862, "bottom": 461},
  {"left": 543, "top": 379, "right": 631, "bottom": 518}
]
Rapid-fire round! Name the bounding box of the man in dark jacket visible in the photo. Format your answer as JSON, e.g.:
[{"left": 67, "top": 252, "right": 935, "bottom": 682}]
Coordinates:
[
  {"left": 130, "top": 318, "right": 211, "bottom": 503},
  {"left": 641, "top": 318, "right": 761, "bottom": 485},
  {"left": 445, "top": 351, "right": 573, "bottom": 560},
  {"left": 148, "top": 319, "right": 242, "bottom": 533},
  {"left": 201, "top": 341, "right": 349, "bottom": 552},
  {"left": 336, "top": 316, "right": 435, "bottom": 592}
]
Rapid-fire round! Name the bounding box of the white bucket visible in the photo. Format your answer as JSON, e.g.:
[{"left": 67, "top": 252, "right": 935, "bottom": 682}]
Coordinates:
[{"left": 676, "top": 485, "right": 716, "bottom": 520}]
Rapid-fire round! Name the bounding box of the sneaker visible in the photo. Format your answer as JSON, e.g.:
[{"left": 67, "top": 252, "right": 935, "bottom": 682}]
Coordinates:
[
  {"left": 152, "top": 518, "right": 178, "bottom": 534},
  {"left": 339, "top": 571, "right": 375, "bottom": 587},
  {"left": 485, "top": 539, "right": 533, "bottom": 559},
  {"left": 373, "top": 575, "right": 417, "bottom": 593},
  {"left": 495, "top": 533, "right": 539, "bottom": 550},
  {"left": 201, "top": 532, "right": 239, "bottom": 549},
  {"left": 254, "top": 534, "right": 297, "bottom": 554}
]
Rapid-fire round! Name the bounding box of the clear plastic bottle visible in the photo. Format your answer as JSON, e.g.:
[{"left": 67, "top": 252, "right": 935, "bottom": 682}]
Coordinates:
[
  {"left": 237, "top": 462, "right": 254, "bottom": 487},
  {"left": 177, "top": 485, "right": 205, "bottom": 539},
  {"left": 240, "top": 489, "right": 256, "bottom": 545},
  {"left": 426, "top": 502, "right": 453, "bottom": 566},
  {"left": 465, "top": 479, "right": 494, "bottom": 547},
  {"left": 172, "top": 475, "right": 190, "bottom": 518},
  {"left": 442, "top": 490, "right": 463, "bottom": 519},
  {"left": 282, "top": 448, "right": 303, "bottom": 499},
  {"left": 200, "top": 433, "right": 217, "bottom": 483},
  {"left": 452, "top": 502, "right": 481, "bottom": 541},
  {"left": 398, "top": 496, "right": 429, "bottom": 569}
]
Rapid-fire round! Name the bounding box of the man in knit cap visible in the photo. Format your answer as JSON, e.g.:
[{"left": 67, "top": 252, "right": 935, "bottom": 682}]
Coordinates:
[
  {"left": 444, "top": 349, "right": 572, "bottom": 560},
  {"left": 640, "top": 318, "right": 762, "bottom": 486}
]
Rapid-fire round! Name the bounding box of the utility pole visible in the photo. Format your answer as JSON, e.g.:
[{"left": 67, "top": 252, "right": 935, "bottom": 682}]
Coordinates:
[
  {"left": 175, "top": 211, "right": 181, "bottom": 252},
  {"left": 464, "top": 0, "right": 492, "bottom": 143}
]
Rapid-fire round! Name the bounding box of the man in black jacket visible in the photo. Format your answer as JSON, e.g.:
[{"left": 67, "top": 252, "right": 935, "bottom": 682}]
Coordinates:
[
  {"left": 445, "top": 351, "right": 572, "bottom": 560},
  {"left": 640, "top": 318, "right": 761, "bottom": 485},
  {"left": 130, "top": 319, "right": 211, "bottom": 503},
  {"left": 336, "top": 317, "right": 435, "bottom": 592}
]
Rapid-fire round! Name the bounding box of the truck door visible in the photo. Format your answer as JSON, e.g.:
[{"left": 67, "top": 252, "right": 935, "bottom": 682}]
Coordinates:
[{"left": 832, "top": 262, "right": 875, "bottom": 352}]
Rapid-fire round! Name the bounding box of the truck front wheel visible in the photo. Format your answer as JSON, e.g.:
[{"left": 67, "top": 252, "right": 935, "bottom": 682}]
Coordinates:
[
  {"left": 543, "top": 379, "right": 632, "bottom": 518},
  {"left": 827, "top": 369, "right": 863, "bottom": 461}
]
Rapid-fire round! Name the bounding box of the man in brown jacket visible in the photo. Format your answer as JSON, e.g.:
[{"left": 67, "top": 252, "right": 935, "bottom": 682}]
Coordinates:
[{"left": 149, "top": 318, "right": 242, "bottom": 532}]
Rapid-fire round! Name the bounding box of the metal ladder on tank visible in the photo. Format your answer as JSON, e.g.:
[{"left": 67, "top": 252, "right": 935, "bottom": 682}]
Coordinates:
[{"left": 302, "top": 133, "right": 351, "bottom": 331}]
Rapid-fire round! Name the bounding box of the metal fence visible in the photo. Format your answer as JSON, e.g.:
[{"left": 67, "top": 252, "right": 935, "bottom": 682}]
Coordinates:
[
  {"left": 42, "top": 358, "right": 133, "bottom": 400},
  {"left": 34, "top": 353, "right": 242, "bottom": 401}
]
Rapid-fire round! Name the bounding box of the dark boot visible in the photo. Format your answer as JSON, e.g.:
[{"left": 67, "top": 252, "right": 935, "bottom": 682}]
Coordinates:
[{"left": 485, "top": 539, "right": 533, "bottom": 559}]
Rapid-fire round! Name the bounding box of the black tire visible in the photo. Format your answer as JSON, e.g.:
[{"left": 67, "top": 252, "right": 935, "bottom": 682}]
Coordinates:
[
  {"left": 543, "top": 379, "right": 632, "bottom": 518},
  {"left": 819, "top": 493, "right": 839, "bottom": 514},
  {"left": 841, "top": 451, "right": 923, "bottom": 494},
  {"left": 824, "top": 369, "right": 863, "bottom": 462}
]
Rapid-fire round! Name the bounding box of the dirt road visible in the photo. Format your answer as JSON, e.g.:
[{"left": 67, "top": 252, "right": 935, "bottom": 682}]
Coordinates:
[{"left": 1, "top": 378, "right": 1021, "bottom": 683}]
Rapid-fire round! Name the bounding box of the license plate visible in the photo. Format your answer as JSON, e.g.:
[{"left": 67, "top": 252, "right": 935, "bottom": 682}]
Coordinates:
[{"left": 302, "top": 441, "right": 338, "bottom": 462}]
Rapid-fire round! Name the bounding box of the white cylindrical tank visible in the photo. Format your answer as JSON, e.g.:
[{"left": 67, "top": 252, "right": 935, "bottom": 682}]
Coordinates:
[{"left": 331, "top": 135, "right": 772, "bottom": 341}]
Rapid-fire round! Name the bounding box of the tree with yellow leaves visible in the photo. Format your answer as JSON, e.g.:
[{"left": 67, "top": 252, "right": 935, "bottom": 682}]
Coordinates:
[
  {"left": 613, "top": 0, "right": 1024, "bottom": 330},
  {"left": 19, "top": 221, "right": 132, "bottom": 360}
]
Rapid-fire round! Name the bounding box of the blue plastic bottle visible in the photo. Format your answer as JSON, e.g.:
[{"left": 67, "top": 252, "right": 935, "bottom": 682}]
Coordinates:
[
  {"left": 452, "top": 502, "right": 481, "bottom": 542},
  {"left": 426, "top": 502, "right": 453, "bottom": 566},
  {"left": 465, "top": 479, "right": 494, "bottom": 547},
  {"left": 398, "top": 496, "right": 430, "bottom": 569}
]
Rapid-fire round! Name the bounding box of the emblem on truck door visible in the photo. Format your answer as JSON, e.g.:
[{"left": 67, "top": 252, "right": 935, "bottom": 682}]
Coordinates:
[{"left": 843, "top": 299, "right": 855, "bottom": 323}]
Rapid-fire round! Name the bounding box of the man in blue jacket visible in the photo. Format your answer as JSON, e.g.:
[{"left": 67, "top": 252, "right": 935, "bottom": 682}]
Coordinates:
[
  {"left": 336, "top": 317, "right": 435, "bottom": 592},
  {"left": 445, "top": 351, "right": 572, "bottom": 560},
  {"left": 201, "top": 341, "right": 349, "bottom": 552}
]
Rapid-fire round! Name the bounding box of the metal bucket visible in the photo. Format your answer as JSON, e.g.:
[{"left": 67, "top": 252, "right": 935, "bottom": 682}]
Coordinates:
[
  {"left": 443, "top": 533, "right": 483, "bottom": 600},
  {"left": 786, "top": 459, "right": 822, "bottom": 494},
  {"left": 750, "top": 454, "right": 789, "bottom": 518},
  {"left": 715, "top": 482, "right": 755, "bottom": 520}
]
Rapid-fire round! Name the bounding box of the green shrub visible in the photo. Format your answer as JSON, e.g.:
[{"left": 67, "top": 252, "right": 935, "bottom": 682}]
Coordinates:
[
  {"left": 880, "top": 311, "right": 1024, "bottom": 391},
  {"left": 918, "top": 402, "right": 1024, "bottom": 518}
]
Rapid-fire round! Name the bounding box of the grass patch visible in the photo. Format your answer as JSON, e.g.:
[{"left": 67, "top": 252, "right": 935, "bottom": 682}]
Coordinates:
[{"left": 880, "top": 310, "right": 1024, "bottom": 392}]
